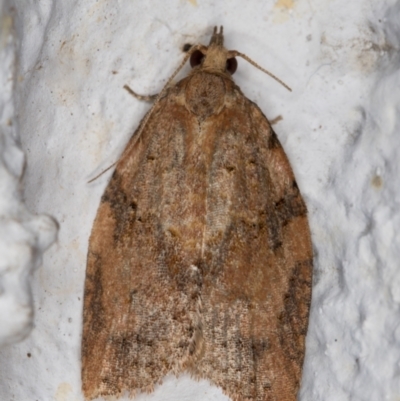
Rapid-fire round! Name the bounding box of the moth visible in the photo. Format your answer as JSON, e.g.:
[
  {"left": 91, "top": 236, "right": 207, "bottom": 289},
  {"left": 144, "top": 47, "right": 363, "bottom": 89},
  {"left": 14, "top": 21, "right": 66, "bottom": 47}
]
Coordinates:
[{"left": 82, "top": 26, "right": 313, "bottom": 401}]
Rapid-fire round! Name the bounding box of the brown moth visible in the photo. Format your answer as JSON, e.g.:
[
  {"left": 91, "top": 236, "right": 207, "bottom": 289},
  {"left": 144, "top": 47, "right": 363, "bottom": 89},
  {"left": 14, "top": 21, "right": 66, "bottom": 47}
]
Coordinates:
[{"left": 82, "top": 26, "right": 313, "bottom": 401}]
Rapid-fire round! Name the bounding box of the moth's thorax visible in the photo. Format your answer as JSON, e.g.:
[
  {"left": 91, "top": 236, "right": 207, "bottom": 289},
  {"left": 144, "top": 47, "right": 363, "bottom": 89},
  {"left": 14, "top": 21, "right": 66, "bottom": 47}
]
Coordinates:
[{"left": 184, "top": 71, "right": 228, "bottom": 119}]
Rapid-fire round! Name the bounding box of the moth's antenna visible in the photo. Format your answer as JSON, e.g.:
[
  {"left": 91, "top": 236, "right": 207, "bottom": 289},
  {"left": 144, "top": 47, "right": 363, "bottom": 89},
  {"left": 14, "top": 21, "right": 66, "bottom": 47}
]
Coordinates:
[
  {"left": 87, "top": 162, "right": 117, "bottom": 183},
  {"left": 231, "top": 51, "right": 292, "bottom": 92},
  {"left": 163, "top": 47, "right": 197, "bottom": 88}
]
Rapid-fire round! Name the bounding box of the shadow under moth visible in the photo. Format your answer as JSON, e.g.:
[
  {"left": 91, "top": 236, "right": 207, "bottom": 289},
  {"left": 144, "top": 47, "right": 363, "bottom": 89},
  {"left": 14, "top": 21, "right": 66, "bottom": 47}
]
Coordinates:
[{"left": 82, "top": 26, "right": 313, "bottom": 401}]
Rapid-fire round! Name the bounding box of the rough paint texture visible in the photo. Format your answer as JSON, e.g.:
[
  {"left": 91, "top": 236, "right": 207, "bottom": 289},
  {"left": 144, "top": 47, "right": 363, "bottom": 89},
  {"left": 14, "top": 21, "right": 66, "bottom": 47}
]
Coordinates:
[{"left": 82, "top": 28, "right": 313, "bottom": 401}]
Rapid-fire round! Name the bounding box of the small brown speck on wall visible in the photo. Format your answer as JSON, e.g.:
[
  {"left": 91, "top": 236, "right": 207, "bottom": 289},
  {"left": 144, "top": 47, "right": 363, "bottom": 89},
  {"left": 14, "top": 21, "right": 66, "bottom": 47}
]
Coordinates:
[{"left": 81, "top": 26, "right": 313, "bottom": 401}]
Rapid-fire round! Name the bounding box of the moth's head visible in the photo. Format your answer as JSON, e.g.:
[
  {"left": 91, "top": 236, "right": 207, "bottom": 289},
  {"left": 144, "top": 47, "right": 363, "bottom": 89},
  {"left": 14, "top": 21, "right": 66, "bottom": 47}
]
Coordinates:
[
  {"left": 184, "top": 26, "right": 291, "bottom": 91},
  {"left": 189, "top": 26, "right": 238, "bottom": 76}
]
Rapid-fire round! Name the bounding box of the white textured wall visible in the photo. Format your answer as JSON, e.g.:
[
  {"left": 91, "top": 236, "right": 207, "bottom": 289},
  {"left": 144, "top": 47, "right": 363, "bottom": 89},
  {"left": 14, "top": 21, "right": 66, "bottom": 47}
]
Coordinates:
[
  {"left": 0, "top": 1, "right": 399, "bottom": 400},
  {"left": 0, "top": 0, "right": 57, "bottom": 347}
]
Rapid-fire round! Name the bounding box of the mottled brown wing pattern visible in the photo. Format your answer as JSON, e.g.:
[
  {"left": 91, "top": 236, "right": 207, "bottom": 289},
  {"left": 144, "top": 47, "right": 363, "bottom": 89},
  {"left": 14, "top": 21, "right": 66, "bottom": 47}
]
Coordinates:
[
  {"left": 185, "top": 91, "right": 313, "bottom": 401},
  {"left": 82, "top": 89, "right": 206, "bottom": 397},
  {"left": 82, "top": 39, "right": 312, "bottom": 401}
]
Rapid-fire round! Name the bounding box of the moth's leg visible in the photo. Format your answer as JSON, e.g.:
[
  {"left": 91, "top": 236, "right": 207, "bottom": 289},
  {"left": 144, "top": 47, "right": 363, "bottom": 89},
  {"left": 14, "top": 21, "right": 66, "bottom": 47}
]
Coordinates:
[
  {"left": 269, "top": 115, "right": 283, "bottom": 125},
  {"left": 124, "top": 84, "right": 158, "bottom": 102}
]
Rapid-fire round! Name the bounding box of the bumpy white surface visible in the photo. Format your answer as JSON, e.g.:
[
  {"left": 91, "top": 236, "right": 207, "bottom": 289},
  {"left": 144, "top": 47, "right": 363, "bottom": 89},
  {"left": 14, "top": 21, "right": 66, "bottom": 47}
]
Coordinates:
[
  {"left": 0, "top": 1, "right": 57, "bottom": 348},
  {"left": 0, "top": 0, "right": 399, "bottom": 400}
]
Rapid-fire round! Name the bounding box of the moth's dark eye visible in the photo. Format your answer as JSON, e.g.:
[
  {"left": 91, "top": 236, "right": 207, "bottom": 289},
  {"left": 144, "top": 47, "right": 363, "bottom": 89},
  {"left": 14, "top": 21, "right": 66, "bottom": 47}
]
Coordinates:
[
  {"left": 226, "top": 57, "right": 238, "bottom": 74},
  {"left": 226, "top": 58, "right": 237, "bottom": 74},
  {"left": 182, "top": 43, "right": 192, "bottom": 52},
  {"left": 190, "top": 50, "right": 205, "bottom": 68}
]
